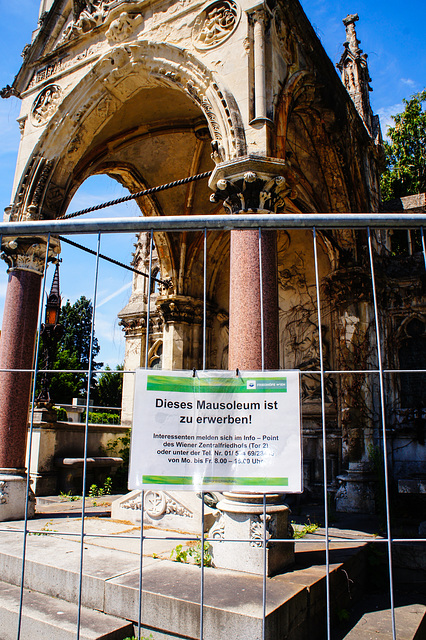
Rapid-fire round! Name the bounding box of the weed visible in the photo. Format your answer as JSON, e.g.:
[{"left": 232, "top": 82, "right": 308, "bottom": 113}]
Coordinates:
[
  {"left": 59, "top": 491, "right": 80, "bottom": 501},
  {"left": 29, "top": 521, "right": 57, "bottom": 536},
  {"left": 170, "top": 540, "right": 212, "bottom": 567},
  {"left": 123, "top": 634, "right": 154, "bottom": 640},
  {"left": 88, "top": 477, "right": 112, "bottom": 497},
  {"left": 291, "top": 521, "right": 319, "bottom": 539}
]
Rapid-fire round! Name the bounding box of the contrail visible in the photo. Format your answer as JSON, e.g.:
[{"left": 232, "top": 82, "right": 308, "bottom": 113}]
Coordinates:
[{"left": 96, "top": 281, "right": 132, "bottom": 308}]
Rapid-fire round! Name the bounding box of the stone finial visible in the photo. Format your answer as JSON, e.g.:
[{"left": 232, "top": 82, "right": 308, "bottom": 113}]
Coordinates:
[{"left": 343, "top": 13, "right": 361, "bottom": 56}]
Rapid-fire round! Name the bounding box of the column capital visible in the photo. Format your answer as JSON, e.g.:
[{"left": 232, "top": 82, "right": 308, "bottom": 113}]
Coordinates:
[
  {"left": 1, "top": 235, "right": 60, "bottom": 275},
  {"left": 157, "top": 295, "right": 206, "bottom": 325},
  {"left": 208, "top": 156, "right": 298, "bottom": 213}
]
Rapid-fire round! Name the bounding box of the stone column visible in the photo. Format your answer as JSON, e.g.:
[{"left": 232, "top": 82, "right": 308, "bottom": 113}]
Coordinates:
[
  {"left": 0, "top": 236, "right": 60, "bottom": 521},
  {"left": 210, "top": 156, "right": 297, "bottom": 371},
  {"left": 208, "top": 156, "right": 298, "bottom": 574}
]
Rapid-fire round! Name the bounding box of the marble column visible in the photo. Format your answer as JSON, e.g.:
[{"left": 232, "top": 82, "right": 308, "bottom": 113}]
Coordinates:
[
  {"left": 208, "top": 156, "right": 298, "bottom": 574},
  {"left": 0, "top": 236, "right": 60, "bottom": 521}
]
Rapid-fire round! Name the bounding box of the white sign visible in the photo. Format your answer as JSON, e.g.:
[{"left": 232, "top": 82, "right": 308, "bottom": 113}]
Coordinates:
[{"left": 129, "top": 370, "right": 302, "bottom": 493}]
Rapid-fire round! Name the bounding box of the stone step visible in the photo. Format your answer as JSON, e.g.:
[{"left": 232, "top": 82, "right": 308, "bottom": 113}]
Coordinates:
[
  {"left": 340, "top": 597, "right": 426, "bottom": 640},
  {"left": 0, "top": 580, "right": 134, "bottom": 640}
]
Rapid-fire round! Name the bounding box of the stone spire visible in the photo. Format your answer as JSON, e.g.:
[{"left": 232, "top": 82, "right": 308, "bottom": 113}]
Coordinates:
[{"left": 337, "top": 14, "right": 375, "bottom": 136}]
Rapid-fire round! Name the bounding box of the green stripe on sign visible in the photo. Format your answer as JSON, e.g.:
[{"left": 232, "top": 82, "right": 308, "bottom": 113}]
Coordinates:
[
  {"left": 142, "top": 476, "right": 289, "bottom": 486},
  {"left": 146, "top": 375, "right": 287, "bottom": 393}
]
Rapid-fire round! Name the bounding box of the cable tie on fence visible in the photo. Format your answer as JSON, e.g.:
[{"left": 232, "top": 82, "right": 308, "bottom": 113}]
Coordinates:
[
  {"left": 193, "top": 368, "right": 197, "bottom": 378},
  {"left": 57, "top": 171, "right": 213, "bottom": 220},
  {"left": 236, "top": 368, "right": 239, "bottom": 377}
]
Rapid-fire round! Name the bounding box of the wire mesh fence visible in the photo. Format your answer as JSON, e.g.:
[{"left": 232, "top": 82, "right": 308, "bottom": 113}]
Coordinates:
[{"left": 0, "top": 212, "right": 425, "bottom": 640}]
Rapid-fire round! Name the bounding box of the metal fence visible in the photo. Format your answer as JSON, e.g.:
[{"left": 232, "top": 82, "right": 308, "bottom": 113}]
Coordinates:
[{"left": 0, "top": 212, "right": 425, "bottom": 640}]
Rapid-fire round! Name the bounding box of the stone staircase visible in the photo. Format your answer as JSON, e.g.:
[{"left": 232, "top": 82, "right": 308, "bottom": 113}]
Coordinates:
[{"left": 0, "top": 511, "right": 424, "bottom": 639}]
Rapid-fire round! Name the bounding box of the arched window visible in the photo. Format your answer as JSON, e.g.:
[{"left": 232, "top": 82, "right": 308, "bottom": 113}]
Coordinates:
[{"left": 149, "top": 341, "right": 163, "bottom": 369}]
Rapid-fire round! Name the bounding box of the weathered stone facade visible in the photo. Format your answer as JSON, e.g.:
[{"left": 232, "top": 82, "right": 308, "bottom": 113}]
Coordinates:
[{"left": 1, "top": 0, "right": 424, "bottom": 522}]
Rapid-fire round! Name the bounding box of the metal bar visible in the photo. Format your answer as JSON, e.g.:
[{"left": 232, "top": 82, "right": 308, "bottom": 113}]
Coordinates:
[
  {"left": 59, "top": 235, "right": 171, "bottom": 288},
  {"left": 312, "top": 227, "right": 331, "bottom": 640},
  {"left": 262, "top": 493, "right": 267, "bottom": 640},
  {"left": 76, "top": 232, "right": 102, "bottom": 640},
  {"left": 137, "top": 230, "right": 154, "bottom": 640},
  {"left": 422, "top": 226, "right": 426, "bottom": 270},
  {"left": 16, "top": 234, "right": 51, "bottom": 640},
  {"left": 2, "top": 212, "right": 426, "bottom": 235},
  {"left": 200, "top": 497, "right": 205, "bottom": 640},
  {"left": 258, "top": 228, "right": 265, "bottom": 372},
  {"left": 367, "top": 228, "right": 396, "bottom": 640},
  {"left": 203, "top": 228, "right": 207, "bottom": 372}
]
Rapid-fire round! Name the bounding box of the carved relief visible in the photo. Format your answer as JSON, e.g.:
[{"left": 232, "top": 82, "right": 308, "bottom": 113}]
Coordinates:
[
  {"left": 250, "top": 514, "right": 275, "bottom": 547},
  {"left": 192, "top": 0, "right": 240, "bottom": 50},
  {"left": 0, "top": 481, "right": 8, "bottom": 505},
  {"left": 106, "top": 11, "right": 143, "bottom": 43},
  {"left": 210, "top": 170, "right": 298, "bottom": 213},
  {"left": 210, "top": 513, "right": 225, "bottom": 539},
  {"left": 29, "top": 60, "right": 66, "bottom": 89},
  {"left": 121, "top": 491, "right": 193, "bottom": 519},
  {"left": 31, "top": 85, "right": 62, "bottom": 126},
  {"left": 58, "top": 1, "right": 144, "bottom": 47}
]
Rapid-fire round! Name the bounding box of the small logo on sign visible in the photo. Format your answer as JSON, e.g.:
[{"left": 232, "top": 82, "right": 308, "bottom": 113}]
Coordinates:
[{"left": 247, "top": 380, "right": 256, "bottom": 389}]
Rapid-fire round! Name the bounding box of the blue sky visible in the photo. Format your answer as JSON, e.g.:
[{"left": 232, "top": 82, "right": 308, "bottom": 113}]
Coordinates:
[{"left": 0, "top": 0, "right": 425, "bottom": 366}]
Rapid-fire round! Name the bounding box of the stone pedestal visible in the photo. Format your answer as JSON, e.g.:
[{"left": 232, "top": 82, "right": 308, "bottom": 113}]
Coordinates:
[
  {"left": 335, "top": 462, "right": 376, "bottom": 514},
  {"left": 0, "top": 470, "right": 35, "bottom": 522},
  {"left": 210, "top": 492, "right": 294, "bottom": 576}
]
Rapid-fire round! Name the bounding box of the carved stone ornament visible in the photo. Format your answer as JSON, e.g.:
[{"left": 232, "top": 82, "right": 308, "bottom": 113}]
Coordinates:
[
  {"left": 105, "top": 11, "right": 143, "bottom": 43},
  {"left": 58, "top": 1, "right": 144, "bottom": 46},
  {"left": 31, "top": 85, "right": 62, "bottom": 127},
  {"left": 1, "top": 236, "right": 61, "bottom": 275},
  {"left": 120, "top": 490, "right": 193, "bottom": 518},
  {"left": 192, "top": 0, "right": 240, "bottom": 50},
  {"left": 250, "top": 514, "right": 276, "bottom": 547},
  {"left": 209, "top": 157, "right": 299, "bottom": 213},
  {"left": 157, "top": 295, "right": 204, "bottom": 325},
  {"left": 0, "top": 481, "right": 8, "bottom": 505}
]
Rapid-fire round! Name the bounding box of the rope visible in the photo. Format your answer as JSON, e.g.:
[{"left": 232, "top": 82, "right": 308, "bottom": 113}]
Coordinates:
[
  {"left": 57, "top": 171, "right": 212, "bottom": 220},
  {"left": 58, "top": 236, "right": 172, "bottom": 289}
]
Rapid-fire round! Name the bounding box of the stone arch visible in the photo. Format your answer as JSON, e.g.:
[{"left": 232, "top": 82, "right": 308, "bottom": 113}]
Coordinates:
[{"left": 11, "top": 41, "right": 247, "bottom": 222}]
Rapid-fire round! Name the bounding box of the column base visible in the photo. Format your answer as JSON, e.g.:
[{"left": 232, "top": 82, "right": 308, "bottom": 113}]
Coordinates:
[
  {"left": 335, "top": 462, "right": 376, "bottom": 514},
  {"left": 0, "top": 471, "right": 35, "bottom": 522},
  {"left": 210, "top": 492, "right": 294, "bottom": 576}
]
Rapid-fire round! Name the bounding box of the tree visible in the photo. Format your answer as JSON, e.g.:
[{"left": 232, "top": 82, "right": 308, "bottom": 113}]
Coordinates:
[
  {"left": 380, "top": 89, "right": 426, "bottom": 201},
  {"left": 93, "top": 364, "right": 123, "bottom": 408},
  {"left": 38, "top": 296, "right": 103, "bottom": 404}
]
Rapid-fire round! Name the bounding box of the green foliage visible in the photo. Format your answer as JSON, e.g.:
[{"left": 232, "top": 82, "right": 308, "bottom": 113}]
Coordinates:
[
  {"left": 88, "top": 477, "right": 113, "bottom": 497},
  {"left": 291, "top": 521, "right": 319, "bottom": 539},
  {"left": 83, "top": 410, "right": 120, "bottom": 424},
  {"left": 93, "top": 364, "right": 123, "bottom": 408},
  {"left": 170, "top": 540, "right": 212, "bottom": 567},
  {"left": 380, "top": 90, "right": 426, "bottom": 201},
  {"left": 102, "top": 429, "right": 131, "bottom": 490},
  {"left": 59, "top": 491, "right": 80, "bottom": 501},
  {"left": 122, "top": 635, "right": 153, "bottom": 640},
  {"left": 53, "top": 406, "right": 68, "bottom": 421},
  {"left": 37, "top": 296, "right": 103, "bottom": 404}
]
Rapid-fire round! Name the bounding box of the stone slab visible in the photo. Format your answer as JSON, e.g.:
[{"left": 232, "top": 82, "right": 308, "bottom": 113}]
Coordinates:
[
  {"left": 343, "top": 602, "right": 426, "bottom": 640},
  {"left": 0, "top": 580, "right": 134, "bottom": 640}
]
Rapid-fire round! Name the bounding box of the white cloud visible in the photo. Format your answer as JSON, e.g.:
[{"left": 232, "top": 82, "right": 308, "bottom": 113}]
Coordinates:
[
  {"left": 400, "top": 78, "right": 416, "bottom": 88},
  {"left": 96, "top": 281, "right": 132, "bottom": 309}
]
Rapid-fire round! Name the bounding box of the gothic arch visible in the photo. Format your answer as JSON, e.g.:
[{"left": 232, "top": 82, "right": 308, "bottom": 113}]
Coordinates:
[{"left": 11, "top": 40, "right": 247, "bottom": 222}]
